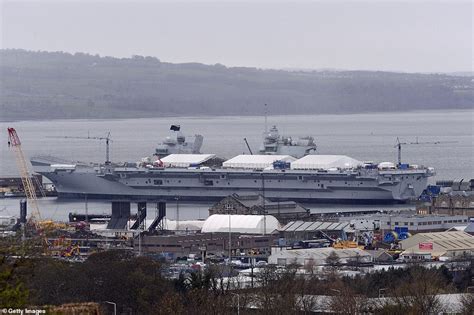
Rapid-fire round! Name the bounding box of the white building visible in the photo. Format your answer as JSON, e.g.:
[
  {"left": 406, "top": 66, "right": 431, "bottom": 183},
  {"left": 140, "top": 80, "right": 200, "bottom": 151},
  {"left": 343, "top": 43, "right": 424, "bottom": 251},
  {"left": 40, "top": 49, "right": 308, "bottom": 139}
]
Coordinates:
[{"left": 201, "top": 214, "right": 280, "bottom": 234}]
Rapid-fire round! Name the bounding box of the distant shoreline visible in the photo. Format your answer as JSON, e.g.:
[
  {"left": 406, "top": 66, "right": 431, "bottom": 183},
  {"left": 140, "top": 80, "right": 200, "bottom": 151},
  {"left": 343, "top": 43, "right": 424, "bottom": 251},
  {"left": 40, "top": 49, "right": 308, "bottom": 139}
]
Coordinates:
[{"left": 1, "top": 108, "right": 472, "bottom": 124}]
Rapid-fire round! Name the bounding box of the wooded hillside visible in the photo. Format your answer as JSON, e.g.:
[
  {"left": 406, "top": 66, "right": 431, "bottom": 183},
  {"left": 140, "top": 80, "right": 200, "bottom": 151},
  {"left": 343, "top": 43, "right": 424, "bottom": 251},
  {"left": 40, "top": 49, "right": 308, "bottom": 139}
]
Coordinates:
[{"left": 1, "top": 49, "right": 472, "bottom": 120}]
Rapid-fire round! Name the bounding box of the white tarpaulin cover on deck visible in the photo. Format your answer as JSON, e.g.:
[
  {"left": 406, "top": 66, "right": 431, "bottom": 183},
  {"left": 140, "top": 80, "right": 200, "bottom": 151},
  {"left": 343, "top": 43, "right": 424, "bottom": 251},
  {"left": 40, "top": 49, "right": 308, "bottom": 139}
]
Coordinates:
[
  {"left": 223, "top": 155, "right": 296, "bottom": 169},
  {"left": 291, "top": 155, "right": 362, "bottom": 170},
  {"left": 160, "top": 154, "right": 216, "bottom": 167},
  {"left": 202, "top": 214, "right": 279, "bottom": 234}
]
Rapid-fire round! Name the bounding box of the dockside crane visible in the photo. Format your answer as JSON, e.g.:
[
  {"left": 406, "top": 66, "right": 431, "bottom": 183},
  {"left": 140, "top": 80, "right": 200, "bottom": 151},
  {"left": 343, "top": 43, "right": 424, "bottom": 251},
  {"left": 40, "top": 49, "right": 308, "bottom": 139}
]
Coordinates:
[
  {"left": 8, "top": 128, "right": 61, "bottom": 252},
  {"left": 7, "top": 128, "right": 42, "bottom": 224}
]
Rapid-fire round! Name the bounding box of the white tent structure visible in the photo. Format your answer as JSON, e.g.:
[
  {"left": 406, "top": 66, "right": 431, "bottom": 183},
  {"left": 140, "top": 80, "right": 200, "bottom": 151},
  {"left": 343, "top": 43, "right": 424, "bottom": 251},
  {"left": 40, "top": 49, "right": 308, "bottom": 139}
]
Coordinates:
[
  {"left": 223, "top": 155, "right": 296, "bottom": 169},
  {"left": 201, "top": 214, "right": 279, "bottom": 234},
  {"left": 160, "top": 154, "right": 215, "bottom": 167},
  {"left": 291, "top": 155, "right": 362, "bottom": 170},
  {"left": 142, "top": 218, "right": 205, "bottom": 231}
]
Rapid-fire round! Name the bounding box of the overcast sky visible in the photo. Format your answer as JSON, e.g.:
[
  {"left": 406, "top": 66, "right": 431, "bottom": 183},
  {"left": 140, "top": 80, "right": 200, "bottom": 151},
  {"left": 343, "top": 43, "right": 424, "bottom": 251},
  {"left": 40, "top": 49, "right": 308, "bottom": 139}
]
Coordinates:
[{"left": 1, "top": 0, "right": 472, "bottom": 73}]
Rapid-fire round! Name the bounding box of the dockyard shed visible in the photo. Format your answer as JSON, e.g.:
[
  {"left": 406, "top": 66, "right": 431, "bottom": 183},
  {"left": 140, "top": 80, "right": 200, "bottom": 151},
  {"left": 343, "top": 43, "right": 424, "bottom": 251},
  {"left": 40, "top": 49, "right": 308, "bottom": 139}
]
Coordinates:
[
  {"left": 222, "top": 155, "right": 296, "bottom": 169},
  {"left": 291, "top": 155, "right": 361, "bottom": 170},
  {"left": 201, "top": 214, "right": 279, "bottom": 234},
  {"left": 269, "top": 247, "right": 372, "bottom": 266},
  {"left": 209, "top": 194, "right": 310, "bottom": 223},
  {"left": 399, "top": 231, "right": 474, "bottom": 258},
  {"left": 160, "top": 154, "right": 216, "bottom": 167},
  {"left": 279, "top": 220, "right": 352, "bottom": 244}
]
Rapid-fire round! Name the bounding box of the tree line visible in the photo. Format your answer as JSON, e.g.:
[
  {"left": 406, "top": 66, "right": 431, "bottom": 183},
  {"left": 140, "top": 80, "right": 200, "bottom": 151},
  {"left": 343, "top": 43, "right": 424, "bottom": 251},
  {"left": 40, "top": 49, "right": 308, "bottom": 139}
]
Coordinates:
[{"left": 1, "top": 247, "right": 474, "bottom": 314}]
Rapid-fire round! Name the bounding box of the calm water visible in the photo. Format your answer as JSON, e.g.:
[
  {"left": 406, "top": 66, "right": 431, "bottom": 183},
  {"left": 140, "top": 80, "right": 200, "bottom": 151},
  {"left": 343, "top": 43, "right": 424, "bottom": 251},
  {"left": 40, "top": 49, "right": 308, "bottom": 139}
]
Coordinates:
[{"left": 1, "top": 110, "right": 473, "bottom": 220}]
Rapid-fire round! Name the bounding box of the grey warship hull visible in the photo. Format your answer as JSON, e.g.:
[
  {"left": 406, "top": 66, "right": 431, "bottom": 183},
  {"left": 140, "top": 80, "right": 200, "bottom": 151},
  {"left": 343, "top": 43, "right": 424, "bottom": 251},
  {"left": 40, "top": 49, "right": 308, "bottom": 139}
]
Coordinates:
[{"left": 31, "top": 157, "right": 433, "bottom": 204}]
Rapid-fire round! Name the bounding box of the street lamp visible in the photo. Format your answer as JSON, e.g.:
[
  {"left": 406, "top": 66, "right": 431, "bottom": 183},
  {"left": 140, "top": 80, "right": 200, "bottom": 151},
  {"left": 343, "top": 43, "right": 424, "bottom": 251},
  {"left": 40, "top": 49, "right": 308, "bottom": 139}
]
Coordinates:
[
  {"left": 105, "top": 301, "right": 116, "bottom": 315},
  {"left": 230, "top": 292, "right": 240, "bottom": 315}
]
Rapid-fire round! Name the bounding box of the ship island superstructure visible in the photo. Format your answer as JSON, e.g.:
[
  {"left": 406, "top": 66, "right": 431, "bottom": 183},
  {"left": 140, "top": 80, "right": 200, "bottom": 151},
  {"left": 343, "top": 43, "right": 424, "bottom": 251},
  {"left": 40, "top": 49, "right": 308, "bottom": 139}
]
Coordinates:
[
  {"left": 31, "top": 153, "right": 434, "bottom": 204},
  {"left": 259, "top": 125, "right": 316, "bottom": 158},
  {"left": 154, "top": 124, "right": 203, "bottom": 157}
]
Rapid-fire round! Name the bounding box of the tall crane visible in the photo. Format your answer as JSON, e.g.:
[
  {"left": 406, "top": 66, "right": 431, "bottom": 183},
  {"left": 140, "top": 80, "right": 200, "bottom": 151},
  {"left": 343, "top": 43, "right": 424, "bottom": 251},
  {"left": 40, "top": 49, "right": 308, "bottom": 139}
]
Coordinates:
[
  {"left": 394, "top": 137, "right": 457, "bottom": 165},
  {"left": 7, "top": 128, "right": 42, "bottom": 224},
  {"left": 50, "top": 132, "right": 112, "bottom": 164}
]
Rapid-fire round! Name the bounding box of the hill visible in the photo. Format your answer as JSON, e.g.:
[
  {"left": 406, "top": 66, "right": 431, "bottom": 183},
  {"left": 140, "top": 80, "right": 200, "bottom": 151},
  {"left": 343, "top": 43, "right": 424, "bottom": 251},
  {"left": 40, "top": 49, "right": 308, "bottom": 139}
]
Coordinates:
[{"left": 1, "top": 49, "right": 472, "bottom": 120}]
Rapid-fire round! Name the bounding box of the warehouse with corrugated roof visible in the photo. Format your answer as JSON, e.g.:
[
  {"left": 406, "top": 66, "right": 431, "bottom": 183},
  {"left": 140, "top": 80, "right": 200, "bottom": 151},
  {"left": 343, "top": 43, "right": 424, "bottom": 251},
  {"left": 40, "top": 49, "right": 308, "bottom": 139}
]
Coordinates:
[
  {"left": 278, "top": 220, "right": 353, "bottom": 244},
  {"left": 400, "top": 231, "right": 474, "bottom": 259}
]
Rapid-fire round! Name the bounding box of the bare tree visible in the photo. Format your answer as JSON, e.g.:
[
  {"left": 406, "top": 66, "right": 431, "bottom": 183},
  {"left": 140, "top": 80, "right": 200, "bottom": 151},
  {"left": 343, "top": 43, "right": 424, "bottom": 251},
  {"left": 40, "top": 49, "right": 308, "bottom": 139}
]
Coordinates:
[
  {"left": 304, "top": 258, "right": 316, "bottom": 275},
  {"left": 376, "top": 267, "right": 447, "bottom": 314},
  {"left": 328, "top": 280, "right": 368, "bottom": 314},
  {"left": 459, "top": 293, "right": 474, "bottom": 315}
]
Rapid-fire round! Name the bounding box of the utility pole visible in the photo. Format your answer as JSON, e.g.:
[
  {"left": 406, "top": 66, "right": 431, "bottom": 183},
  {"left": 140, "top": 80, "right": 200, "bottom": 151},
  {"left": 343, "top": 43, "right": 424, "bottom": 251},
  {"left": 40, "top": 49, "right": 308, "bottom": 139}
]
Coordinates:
[
  {"left": 138, "top": 207, "right": 142, "bottom": 256},
  {"left": 85, "top": 194, "right": 88, "bottom": 223},
  {"left": 261, "top": 173, "right": 266, "bottom": 235},
  {"left": 175, "top": 196, "right": 180, "bottom": 231},
  {"left": 228, "top": 210, "right": 232, "bottom": 264},
  {"left": 264, "top": 104, "right": 268, "bottom": 134}
]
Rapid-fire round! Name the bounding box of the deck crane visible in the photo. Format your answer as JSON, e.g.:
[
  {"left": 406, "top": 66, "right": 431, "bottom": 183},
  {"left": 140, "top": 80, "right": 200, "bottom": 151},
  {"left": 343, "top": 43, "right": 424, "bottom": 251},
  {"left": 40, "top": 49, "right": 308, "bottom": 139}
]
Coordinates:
[
  {"left": 50, "top": 132, "right": 112, "bottom": 164},
  {"left": 7, "top": 128, "right": 43, "bottom": 225},
  {"left": 395, "top": 137, "right": 458, "bottom": 166},
  {"left": 243, "top": 138, "right": 253, "bottom": 155}
]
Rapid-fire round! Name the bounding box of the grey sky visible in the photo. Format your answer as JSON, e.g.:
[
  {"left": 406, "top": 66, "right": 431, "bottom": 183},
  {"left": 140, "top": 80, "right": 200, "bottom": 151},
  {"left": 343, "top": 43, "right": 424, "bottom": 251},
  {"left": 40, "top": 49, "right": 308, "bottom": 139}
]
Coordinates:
[{"left": 1, "top": 0, "right": 472, "bottom": 72}]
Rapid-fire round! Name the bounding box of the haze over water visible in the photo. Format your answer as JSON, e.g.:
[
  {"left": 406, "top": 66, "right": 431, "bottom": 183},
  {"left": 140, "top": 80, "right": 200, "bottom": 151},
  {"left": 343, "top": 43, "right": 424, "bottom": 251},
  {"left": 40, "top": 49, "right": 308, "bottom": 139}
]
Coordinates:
[{"left": 1, "top": 110, "right": 473, "bottom": 221}]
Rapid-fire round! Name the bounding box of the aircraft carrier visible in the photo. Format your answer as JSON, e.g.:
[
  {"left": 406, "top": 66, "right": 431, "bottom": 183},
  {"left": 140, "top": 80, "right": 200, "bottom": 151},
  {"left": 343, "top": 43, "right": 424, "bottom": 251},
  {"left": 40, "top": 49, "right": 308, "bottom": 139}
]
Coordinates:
[{"left": 30, "top": 125, "right": 435, "bottom": 204}]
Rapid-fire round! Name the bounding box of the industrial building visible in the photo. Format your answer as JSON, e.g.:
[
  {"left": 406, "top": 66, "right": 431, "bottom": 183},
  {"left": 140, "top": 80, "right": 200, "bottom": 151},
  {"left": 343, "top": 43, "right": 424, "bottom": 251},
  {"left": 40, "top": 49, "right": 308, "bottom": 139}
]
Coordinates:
[
  {"left": 399, "top": 231, "right": 474, "bottom": 260},
  {"left": 418, "top": 179, "right": 474, "bottom": 216},
  {"left": 269, "top": 247, "right": 372, "bottom": 266},
  {"left": 134, "top": 214, "right": 280, "bottom": 258},
  {"left": 136, "top": 233, "right": 278, "bottom": 258},
  {"left": 0, "top": 175, "right": 43, "bottom": 196},
  {"left": 339, "top": 213, "right": 469, "bottom": 233},
  {"left": 208, "top": 194, "right": 310, "bottom": 223},
  {"left": 278, "top": 220, "right": 353, "bottom": 245}
]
